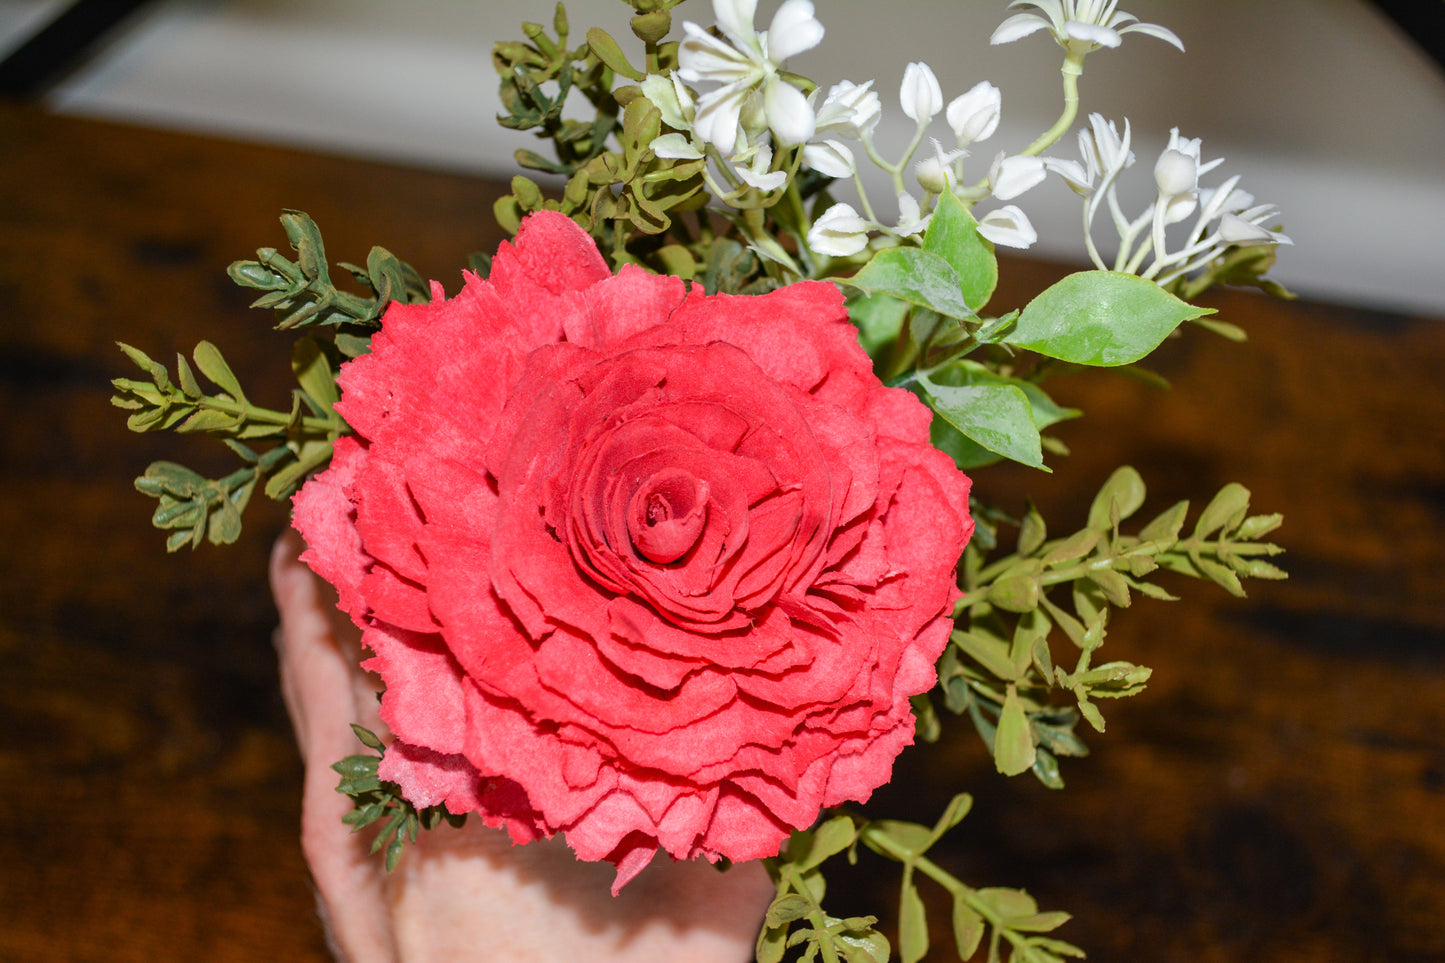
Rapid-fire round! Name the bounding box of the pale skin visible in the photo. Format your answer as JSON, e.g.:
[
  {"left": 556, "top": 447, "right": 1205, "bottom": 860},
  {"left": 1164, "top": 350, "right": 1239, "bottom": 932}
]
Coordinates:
[{"left": 270, "top": 532, "right": 775, "bottom": 962}]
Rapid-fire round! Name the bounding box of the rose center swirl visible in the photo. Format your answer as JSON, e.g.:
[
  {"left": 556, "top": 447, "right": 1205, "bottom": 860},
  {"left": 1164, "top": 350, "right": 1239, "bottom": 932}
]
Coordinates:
[{"left": 626, "top": 468, "right": 710, "bottom": 563}]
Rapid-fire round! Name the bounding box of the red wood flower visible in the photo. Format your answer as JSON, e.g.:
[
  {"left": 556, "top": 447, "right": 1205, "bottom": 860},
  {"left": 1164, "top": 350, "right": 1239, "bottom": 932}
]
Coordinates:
[{"left": 294, "top": 211, "right": 972, "bottom": 890}]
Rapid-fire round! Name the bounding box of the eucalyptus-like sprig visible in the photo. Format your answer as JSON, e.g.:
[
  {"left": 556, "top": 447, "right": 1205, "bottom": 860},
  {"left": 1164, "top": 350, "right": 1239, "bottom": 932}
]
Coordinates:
[
  {"left": 920, "top": 467, "right": 1286, "bottom": 786},
  {"left": 113, "top": 212, "right": 426, "bottom": 548}
]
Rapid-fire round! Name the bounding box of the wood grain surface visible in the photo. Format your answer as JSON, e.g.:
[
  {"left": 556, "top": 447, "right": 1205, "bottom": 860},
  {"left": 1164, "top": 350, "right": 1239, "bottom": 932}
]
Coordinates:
[{"left": 2, "top": 101, "right": 1441, "bottom": 962}]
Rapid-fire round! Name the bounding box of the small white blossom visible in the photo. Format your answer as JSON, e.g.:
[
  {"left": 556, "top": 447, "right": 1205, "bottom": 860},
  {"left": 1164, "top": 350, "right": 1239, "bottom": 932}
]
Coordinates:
[
  {"left": 1153, "top": 128, "right": 1223, "bottom": 225},
  {"left": 988, "top": 152, "right": 1048, "bottom": 201},
  {"left": 900, "top": 62, "right": 943, "bottom": 125},
  {"left": 802, "top": 138, "right": 857, "bottom": 178},
  {"left": 945, "top": 81, "right": 1002, "bottom": 147},
  {"left": 978, "top": 205, "right": 1038, "bottom": 248},
  {"left": 1218, "top": 205, "right": 1292, "bottom": 246},
  {"left": 990, "top": 0, "right": 1184, "bottom": 55},
  {"left": 678, "top": 0, "right": 823, "bottom": 156},
  {"left": 732, "top": 137, "right": 788, "bottom": 191},
  {"left": 893, "top": 192, "right": 932, "bottom": 237},
  {"left": 814, "top": 80, "right": 882, "bottom": 139},
  {"left": 808, "top": 202, "right": 872, "bottom": 256},
  {"left": 914, "top": 138, "right": 965, "bottom": 194}
]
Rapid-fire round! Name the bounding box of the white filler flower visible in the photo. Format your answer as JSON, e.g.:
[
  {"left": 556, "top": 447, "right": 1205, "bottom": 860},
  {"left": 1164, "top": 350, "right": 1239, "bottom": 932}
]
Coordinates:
[
  {"left": 678, "top": 0, "right": 824, "bottom": 157},
  {"left": 990, "top": 0, "right": 1183, "bottom": 53}
]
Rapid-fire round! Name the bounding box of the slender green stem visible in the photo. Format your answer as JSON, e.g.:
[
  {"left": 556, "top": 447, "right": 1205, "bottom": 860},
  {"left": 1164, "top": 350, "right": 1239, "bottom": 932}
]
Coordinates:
[
  {"left": 1019, "top": 51, "right": 1084, "bottom": 158},
  {"left": 196, "top": 394, "right": 337, "bottom": 435},
  {"left": 858, "top": 825, "right": 1036, "bottom": 957},
  {"left": 778, "top": 864, "right": 842, "bottom": 963}
]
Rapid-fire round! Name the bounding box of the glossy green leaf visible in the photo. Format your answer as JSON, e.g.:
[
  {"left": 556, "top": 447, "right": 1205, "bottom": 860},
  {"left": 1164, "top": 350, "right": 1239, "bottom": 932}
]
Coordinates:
[
  {"left": 846, "top": 290, "right": 909, "bottom": 357},
  {"left": 920, "top": 375, "right": 1045, "bottom": 470},
  {"left": 924, "top": 191, "right": 998, "bottom": 312},
  {"left": 843, "top": 248, "right": 973, "bottom": 320},
  {"left": 994, "top": 685, "right": 1036, "bottom": 776},
  {"left": 1009, "top": 270, "right": 1212, "bottom": 366}
]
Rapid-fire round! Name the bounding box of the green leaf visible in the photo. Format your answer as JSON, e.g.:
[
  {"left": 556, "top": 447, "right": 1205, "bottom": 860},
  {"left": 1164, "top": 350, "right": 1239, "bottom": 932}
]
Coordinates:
[
  {"left": 952, "top": 898, "right": 986, "bottom": 959},
  {"left": 927, "top": 793, "right": 973, "bottom": 849},
  {"left": 1139, "top": 500, "right": 1190, "bottom": 542},
  {"left": 1041, "top": 529, "right": 1100, "bottom": 566},
  {"left": 350, "top": 724, "right": 386, "bottom": 752},
  {"left": 898, "top": 877, "right": 929, "bottom": 963},
  {"left": 1012, "top": 911, "right": 1072, "bottom": 933},
  {"left": 192, "top": 341, "right": 247, "bottom": 404},
  {"left": 988, "top": 574, "right": 1040, "bottom": 613},
  {"left": 953, "top": 630, "right": 1020, "bottom": 682},
  {"left": 920, "top": 375, "right": 1045, "bottom": 471},
  {"left": 843, "top": 248, "right": 973, "bottom": 320},
  {"left": 756, "top": 924, "right": 788, "bottom": 963},
  {"left": 766, "top": 894, "right": 812, "bottom": 927},
  {"left": 1194, "top": 483, "right": 1251, "bottom": 538},
  {"left": 1009, "top": 270, "right": 1213, "bottom": 366},
  {"left": 292, "top": 336, "right": 339, "bottom": 412},
  {"left": 1018, "top": 503, "right": 1047, "bottom": 556},
  {"left": 976, "top": 887, "right": 1038, "bottom": 921},
  {"left": 869, "top": 820, "right": 932, "bottom": 857},
  {"left": 847, "top": 291, "right": 909, "bottom": 357},
  {"left": 924, "top": 191, "right": 998, "bottom": 312},
  {"left": 794, "top": 815, "right": 857, "bottom": 871},
  {"left": 836, "top": 928, "right": 890, "bottom": 963},
  {"left": 994, "top": 685, "right": 1036, "bottom": 776},
  {"left": 1087, "top": 466, "right": 1146, "bottom": 531},
  {"left": 587, "top": 27, "right": 645, "bottom": 81}
]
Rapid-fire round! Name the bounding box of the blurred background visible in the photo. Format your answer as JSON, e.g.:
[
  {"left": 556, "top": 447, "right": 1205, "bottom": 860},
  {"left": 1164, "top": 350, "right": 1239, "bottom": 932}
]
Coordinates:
[
  {"left": 2, "top": 2, "right": 1443, "bottom": 961},
  {"left": 3, "top": 0, "right": 1444, "bottom": 313}
]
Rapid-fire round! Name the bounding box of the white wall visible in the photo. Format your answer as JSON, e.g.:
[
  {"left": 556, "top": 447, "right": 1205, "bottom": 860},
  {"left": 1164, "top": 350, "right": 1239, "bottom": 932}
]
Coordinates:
[{"left": 5, "top": 0, "right": 1443, "bottom": 314}]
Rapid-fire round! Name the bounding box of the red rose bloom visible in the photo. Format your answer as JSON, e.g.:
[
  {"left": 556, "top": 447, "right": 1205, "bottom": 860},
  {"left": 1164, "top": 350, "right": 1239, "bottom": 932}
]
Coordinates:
[{"left": 294, "top": 211, "right": 972, "bottom": 890}]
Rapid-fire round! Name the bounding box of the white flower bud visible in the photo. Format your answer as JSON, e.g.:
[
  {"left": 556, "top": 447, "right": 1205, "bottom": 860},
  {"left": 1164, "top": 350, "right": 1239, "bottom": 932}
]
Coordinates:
[
  {"left": 900, "top": 62, "right": 942, "bottom": 125},
  {"left": 808, "top": 203, "right": 872, "bottom": 257},
  {"left": 988, "top": 153, "right": 1047, "bottom": 201},
  {"left": 802, "top": 138, "right": 856, "bottom": 178},
  {"left": 945, "top": 81, "right": 1001, "bottom": 146},
  {"left": 1153, "top": 148, "right": 1197, "bottom": 198}
]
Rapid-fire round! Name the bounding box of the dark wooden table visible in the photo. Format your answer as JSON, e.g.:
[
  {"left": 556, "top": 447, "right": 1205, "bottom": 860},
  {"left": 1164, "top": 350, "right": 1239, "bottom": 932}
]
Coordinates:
[{"left": 2, "top": 101, "right": 1442, "bottom": 962}]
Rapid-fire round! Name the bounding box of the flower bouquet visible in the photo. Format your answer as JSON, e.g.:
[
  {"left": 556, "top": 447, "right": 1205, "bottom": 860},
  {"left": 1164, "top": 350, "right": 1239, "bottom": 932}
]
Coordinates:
[{"left": 112, "top": 1, "right": 1292, "bottom": 959}]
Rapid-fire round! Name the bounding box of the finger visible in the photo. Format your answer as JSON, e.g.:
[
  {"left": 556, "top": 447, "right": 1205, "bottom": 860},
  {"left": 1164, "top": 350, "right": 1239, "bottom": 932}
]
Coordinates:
[{"left": 271, "top": 531, "right": 397, "bottom": 962}]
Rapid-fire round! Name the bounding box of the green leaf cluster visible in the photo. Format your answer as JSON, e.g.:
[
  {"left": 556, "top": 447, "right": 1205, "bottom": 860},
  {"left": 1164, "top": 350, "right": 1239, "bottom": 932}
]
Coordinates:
[
  {"left": 334, "top": 726, "right": 466, "bottom": 872},
  {"left": 116, "top": 212, "right": 410, "bottom": 548},
  {"left": 228, "top": 209, "right": 427, "bottom": 333},
  {"left": 760, "top": 798, "right": 1083, "bottom": 963},
  {"left": 845, "top": 194, "right": 1216, "bottom": 477},
  {"left": 918, "top": 468, "right": 1285, "bottom": 786},
  {"left": 492, "top": 2, "right": 718, "bottom": 271}
]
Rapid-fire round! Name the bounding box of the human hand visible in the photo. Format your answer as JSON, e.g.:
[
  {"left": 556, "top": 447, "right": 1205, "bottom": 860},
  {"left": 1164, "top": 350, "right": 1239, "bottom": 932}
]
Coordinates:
[{"left": 271, "top": 531, "right": 774, "bottom": 962}]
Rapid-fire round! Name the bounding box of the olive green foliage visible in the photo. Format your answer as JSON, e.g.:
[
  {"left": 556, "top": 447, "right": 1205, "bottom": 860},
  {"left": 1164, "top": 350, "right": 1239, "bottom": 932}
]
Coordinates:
[
  {"left": 492, "top": 0, "right": 830, "bottom": 287},
  {"left": 112, "top": 212, "right": 422, "bottom": 547},
  {"left": 334, "top": 726, "right": 467, "bottom": 872}
]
